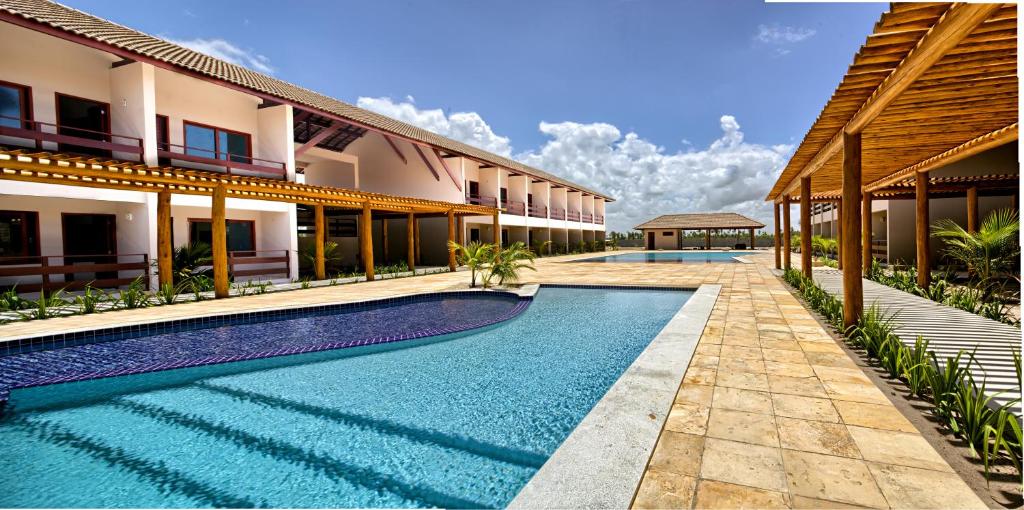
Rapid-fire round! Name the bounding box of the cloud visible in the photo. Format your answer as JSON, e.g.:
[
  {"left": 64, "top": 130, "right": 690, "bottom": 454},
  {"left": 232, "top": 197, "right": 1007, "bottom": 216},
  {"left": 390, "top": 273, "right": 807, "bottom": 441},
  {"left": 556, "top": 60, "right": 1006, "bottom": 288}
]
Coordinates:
[
  {"left": 754, "top": 24, "right": 816, "bottom": 56},
  {"left": 167, "top": 37, "right": 274, "bottom": 74},
  {"left": 357, "top": 96, "right": 513, "bottom": 157},
  {"left": 353, "top": 97, "right": 790, "bottom": 232}
]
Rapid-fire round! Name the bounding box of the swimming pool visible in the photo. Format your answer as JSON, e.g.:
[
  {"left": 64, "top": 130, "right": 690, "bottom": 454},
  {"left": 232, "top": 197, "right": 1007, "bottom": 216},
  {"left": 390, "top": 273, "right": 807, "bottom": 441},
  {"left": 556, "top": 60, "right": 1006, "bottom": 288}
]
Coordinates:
[
  {"left": 0, "top": 286, "right": 690, "bottom": 508},
  {"left": 574, "top": 251, "right": 754, "bottom": 263}
]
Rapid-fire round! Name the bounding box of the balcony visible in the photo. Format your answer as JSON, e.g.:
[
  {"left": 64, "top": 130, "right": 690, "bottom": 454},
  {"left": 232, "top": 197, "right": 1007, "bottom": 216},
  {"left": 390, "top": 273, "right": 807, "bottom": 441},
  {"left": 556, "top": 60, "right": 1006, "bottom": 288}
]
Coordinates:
[
  {"left": 594, "top": 214, "right": 605, "bottom": 225},
  {"left": 465, "top": 194, "right": 497, "bottom": 207},
  {"left": 505, "top": 200, "right": 526, "bottom": 216},
  {"left": 0, "top": 116, "right": 144, "bottom": 161},
  {"left": 528, "top": 204, "right": 548, "bottom": 218},
  {"left": 567, "top": 210, "right": 581, "bottom": 222},
  {"left": 0, "top": 253, "right": 149, "bottom": 293},
  {"left": 582, "top": 213, "right": 594, "bottom": 223},
  {"left": 157, "top": 142, "right": 286, "bottom": 179},
  {"left": 550, "top": 208, "right": 566, "bottom": 220}
]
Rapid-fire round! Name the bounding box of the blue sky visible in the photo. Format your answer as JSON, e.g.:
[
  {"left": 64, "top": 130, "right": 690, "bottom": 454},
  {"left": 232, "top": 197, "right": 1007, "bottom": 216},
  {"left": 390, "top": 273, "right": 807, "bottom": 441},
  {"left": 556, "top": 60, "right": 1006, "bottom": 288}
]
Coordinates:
[{"left": 67, "top": 0, "right": 884, "bottom": 231}]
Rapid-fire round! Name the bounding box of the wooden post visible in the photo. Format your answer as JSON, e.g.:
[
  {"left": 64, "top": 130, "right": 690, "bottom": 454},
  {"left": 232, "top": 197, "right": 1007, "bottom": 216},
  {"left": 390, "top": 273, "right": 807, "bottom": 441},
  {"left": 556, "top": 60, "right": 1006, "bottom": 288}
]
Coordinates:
[
  {"left": 314, "top": 204, "right": 326, "bottom": 280},
  {"left": 456, "top": 216, "right": 464, "bottom": 245},
  {"left": 800, "top": 177, "right": 812, "bottom": 277},
  {"left": 916, "top": 171, "right": 930, "bottom": 288},
  {"left": 492, "top": 212, "right": 501, "bottom": 247},
  {"left": 157, "top": 190, "right": 173, "bottom": 287},
  {"left": 414, "top": 217, "right": 421, "bottom": 265},
  {"left": 966, "top": 186, "right": 979, "bottom": 233},
  {"left": 836, "top": 201, "right": 843, "bottom": 270},
  {"left": 381, "top": 218, "right": 389, "bottom": 264},
  {"left": 447, "top": 210, "right": 457, "bottom": 271},
  {"left": 704, "top": 229, "right": 710, "bottom": 250},
  {"left": 406, "top": 213, "right": 416, "bottom": 272},
  {"left": 749, "top": 228, "right": 755, "bottom": 250},
  {"left": 774, "top": 204, "right": 781, "bottom": 269},
  {"left": 783, "top": 196, "right": 792, "bottom": 269},
  {"left": 862, "top": 192, "right": 872, "bottom": 272},
  {"left": 842, "top": 131, "right": 863, "bottom": 329},
  {"left": 211, "top": 185, "right": 229, "bottom": 298},
  {"left": 361, "top": 202, "right": 375, "bottom": 281}
]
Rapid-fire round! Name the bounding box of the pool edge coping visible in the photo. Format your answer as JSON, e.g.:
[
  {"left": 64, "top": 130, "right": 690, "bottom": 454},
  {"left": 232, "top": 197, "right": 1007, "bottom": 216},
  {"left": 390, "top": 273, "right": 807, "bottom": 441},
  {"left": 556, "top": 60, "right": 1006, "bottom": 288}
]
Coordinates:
[{"left": 509, "top": 283, "right": 721, "bottom": 509}]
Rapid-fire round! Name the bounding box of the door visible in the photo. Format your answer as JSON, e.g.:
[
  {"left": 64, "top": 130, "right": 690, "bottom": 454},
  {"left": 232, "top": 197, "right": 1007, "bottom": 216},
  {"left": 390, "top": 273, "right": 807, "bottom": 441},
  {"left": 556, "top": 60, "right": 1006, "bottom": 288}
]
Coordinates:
[
  {"left": 62, "top": 213, "right": 117, "bottom": 282},
  {"left": 646, "top": 232, "right": 655, "bottom": 250},
  {"left": 57, "top": 94, "right": 111, "bottom": 157},
  {"left": 470, "top": 228, "right": 480, "bottom": 243},
  {"left": 468, "top": 181, "right": 480, "bottom": 199}
]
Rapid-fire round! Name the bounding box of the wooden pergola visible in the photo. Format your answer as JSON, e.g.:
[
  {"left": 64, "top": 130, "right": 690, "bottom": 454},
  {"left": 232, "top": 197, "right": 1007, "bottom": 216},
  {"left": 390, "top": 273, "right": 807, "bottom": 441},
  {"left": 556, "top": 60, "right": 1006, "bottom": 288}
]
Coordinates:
[
  {"left": 0, "top": 149, "right": 500, "bottom": 298},
  {"left": 766, "top": 3, "right": 1018, "bottom": 327}
]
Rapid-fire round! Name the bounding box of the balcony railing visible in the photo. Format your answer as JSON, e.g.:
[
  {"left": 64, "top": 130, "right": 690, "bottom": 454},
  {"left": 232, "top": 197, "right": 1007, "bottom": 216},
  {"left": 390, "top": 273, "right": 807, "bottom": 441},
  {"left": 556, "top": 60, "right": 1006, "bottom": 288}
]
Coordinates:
[
  {"left": 0, "top": 253, "right": 149, "bottom": 293},
  {"left": 158, "top": 142, "right": 286, "bottom": 179},
  {"left": 528, "top": 204, "right": 548, "bottom": 218},
  {"left": 550, "top": 208, "right": 566, "bottom": 220},
  {"left": 228, "top": 250, "right": 290, "bottom": 279},
  {"left": 567, "top": 210, "right": 581, "bottom": 222},
  {"left": 465, "top": 194, "right": 497, "bottom": 207},
  {"left": 594, "top": 214, "right": 604, "bottom": 224},
  {"left": 0, "top": 116, "right": 144, "bottom": 161},
  {"left": 582, "top": 213, "right": 594, "bottom": 223},
  {"left": 505, "top": 200, "right": 526, "bottom": 216}
]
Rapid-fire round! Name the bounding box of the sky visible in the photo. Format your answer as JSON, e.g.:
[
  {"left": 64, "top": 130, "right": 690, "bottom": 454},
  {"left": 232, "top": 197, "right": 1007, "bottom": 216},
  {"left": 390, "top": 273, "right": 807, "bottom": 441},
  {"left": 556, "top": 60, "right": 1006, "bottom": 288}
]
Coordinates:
[{"left": 67, "top": 0, "right": 885, "bottom": 232}]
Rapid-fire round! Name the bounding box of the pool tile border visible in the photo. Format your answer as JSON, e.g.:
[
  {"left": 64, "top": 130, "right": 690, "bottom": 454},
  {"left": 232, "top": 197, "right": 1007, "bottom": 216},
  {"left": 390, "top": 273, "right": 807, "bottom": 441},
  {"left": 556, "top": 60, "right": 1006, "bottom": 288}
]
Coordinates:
[{"left": 510, "top": 283, "right": 721, "bottom": 509}]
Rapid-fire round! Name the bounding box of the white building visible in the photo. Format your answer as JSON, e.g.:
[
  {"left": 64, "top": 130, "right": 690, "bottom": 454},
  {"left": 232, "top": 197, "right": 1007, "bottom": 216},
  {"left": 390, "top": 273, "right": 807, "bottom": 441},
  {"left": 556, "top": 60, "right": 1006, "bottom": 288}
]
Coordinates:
[{"left": 0, "top": 0, "right": 610, "bottom": 292}]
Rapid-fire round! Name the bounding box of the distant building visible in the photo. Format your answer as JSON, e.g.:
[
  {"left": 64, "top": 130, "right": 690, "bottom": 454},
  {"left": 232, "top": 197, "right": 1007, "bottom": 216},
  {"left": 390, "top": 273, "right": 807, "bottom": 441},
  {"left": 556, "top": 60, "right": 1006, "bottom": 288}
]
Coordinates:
[{"left": 634, "top": 213, "right": 765, "bottom": 250}]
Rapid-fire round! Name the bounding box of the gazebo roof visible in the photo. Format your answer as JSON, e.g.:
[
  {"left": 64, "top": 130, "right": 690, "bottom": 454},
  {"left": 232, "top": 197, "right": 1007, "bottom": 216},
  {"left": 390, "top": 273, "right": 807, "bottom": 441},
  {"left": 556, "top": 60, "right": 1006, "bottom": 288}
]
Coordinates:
[{"left": 634, "top": 213, "right": 765, "bottom": 230}]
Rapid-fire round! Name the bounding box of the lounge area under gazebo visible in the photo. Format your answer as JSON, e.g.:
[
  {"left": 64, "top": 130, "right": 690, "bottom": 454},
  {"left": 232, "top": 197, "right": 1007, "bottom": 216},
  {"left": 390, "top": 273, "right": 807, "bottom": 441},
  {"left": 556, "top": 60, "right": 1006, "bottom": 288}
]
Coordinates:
[{"left": 634, "top": 212, "right": 766, "bottom": 250}]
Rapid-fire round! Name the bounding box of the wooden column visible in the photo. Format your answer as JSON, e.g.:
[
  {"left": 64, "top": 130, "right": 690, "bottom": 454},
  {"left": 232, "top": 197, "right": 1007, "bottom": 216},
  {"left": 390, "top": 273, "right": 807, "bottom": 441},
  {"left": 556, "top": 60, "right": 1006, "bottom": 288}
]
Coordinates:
[
  {"left": 783, "top": 196, "right": 792, "bottom": 269},
  {"left": 836, "top": 201, "right": 843, "bottom": 270},
  {"left": 862, "top": 192, "right": 872, "bottom": 272},
  {"left": 156, "top": 190, "right": 173, "bottom": 287},
  {"left": 773, "top": 204, "right": 781, "bottom": 269},
  {"left": 966, "top": 186, "right": 979, "bottom": 233},
  {"left": 406, "top": 213, "right": 416, "bottom": 272},
  {"left": 456, "top": 216, "right": 464, "bottom": 245},
  {"left": 381, "top": 218, "right": 389, "bottom": 264},
  {"left": 842, "top": 131, "right": 863, "bottom": 329},
  {"left": 750, "top": 228, "right": 755, "bottom": 249},
  {"left": 211, "top": 185, "right": 229, "bottom": 298},
  {"left": 704, "top": 229, "right": 710, "bottom": 250},
  {"left": 800, "top": 177, "right": 812, "bottom": 277},
  {"left": 361, "top": 202, "right": 375, "bottom": 281},
  {"left": 916, "top": 171, "right": 930, "bottom": 288},
  {"left": 314, "top": 204, "right": 326, "bottom": 280},
  {"left": 492, "top": 212, "right": 501, "bottom": 247},
  {"left": 414, "top": 217, "right": 421, "bottom": 265},
  {"left": 447, "top": 210, "right": 457, "bottom": 271}
]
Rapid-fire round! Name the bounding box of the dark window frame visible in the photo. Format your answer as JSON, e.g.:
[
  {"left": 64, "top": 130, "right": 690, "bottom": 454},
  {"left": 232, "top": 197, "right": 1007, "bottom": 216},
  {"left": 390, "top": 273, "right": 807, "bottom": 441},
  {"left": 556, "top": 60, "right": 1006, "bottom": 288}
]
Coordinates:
[
  {"left": 0, "top": 79, "right": 33, "bottom": 129},
  {"left": 0, "top": 210, "right": 41, "bottom": 263},
  {"left": 182, "top": 120, "right": 252, "bottom": 162},
  {"left": 187, "top": 218, "right": 257, "bottom": 254}
]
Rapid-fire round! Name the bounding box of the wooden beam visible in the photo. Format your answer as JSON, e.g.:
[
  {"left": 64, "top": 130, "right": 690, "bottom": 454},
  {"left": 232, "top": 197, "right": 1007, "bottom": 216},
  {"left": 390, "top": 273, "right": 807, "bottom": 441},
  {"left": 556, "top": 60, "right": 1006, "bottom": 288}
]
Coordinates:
[
  {"left": 433, "top": 148, "right": 463, "bottom": 192},
  {"left": 916, "top": 171, "right": 931, "bottom": 288},
  {"left": 846, "top": 3, "right": 1002, "bottom": 134},
  {"left": 361, "top": 202, "right": 375, "bottom": 281},
  {"left": 407, "top": 213, "right": 416, "bottom": 272},
  {"left": 156, "top": 190, "right": 172, "bottom": 287},
  {"left": 783, "top": 196, "right": 792, "bottom": 269},
  {"left": 800, "top": 177, "right": 812, "bottom": 277},
  {"left": 211, "top": 185, "right": 229, "bottom": 298},
  {"left": 412, "top": 144, "right": 441, "bottom": 181},
  {"left": 382, "top": 134, "right": 408, "bottom": 165},
  {"left": 862, "top": 192, "right": 872, "bottom": 272},
  {"left": 447, "top": 210, "right": 457, "bottom": 272},
  {"left": 493, "top": 212, "right": 501, "bottom": 247},
  {"left": 774, "top": 204, "right": 781, "bottom": 269},
  {"left": 778, "top": 130, "right": 843, "bottom": 200},
  {"left": 842, "top": 131, "right": 863, "bottom": 328},
  {"left": 314, "top": 204, "right": 326, "bottom": 280},
  {"left": 382, "top": 218, "right": 389, "bottom": 264},
  {"left": 295, "top": 123, "right": 342, "bottom": 156},
  {"left": 967, "top": 186, "right": 979, "bottom": 233}
]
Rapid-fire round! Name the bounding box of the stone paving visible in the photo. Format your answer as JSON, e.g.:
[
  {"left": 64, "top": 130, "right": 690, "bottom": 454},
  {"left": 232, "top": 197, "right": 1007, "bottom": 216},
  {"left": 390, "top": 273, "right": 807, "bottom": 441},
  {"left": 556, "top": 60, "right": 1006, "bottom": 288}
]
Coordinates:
[{"left": 0, "top": 250, "right": 985, "bottom": 508}]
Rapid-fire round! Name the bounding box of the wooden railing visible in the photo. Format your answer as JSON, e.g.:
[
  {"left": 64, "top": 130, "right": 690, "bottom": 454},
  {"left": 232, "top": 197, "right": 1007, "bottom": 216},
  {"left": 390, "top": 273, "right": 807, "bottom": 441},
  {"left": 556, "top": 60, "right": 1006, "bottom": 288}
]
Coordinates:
[
  {"left": 528, "top": 204, "right": 548, "bottom": 218},
  {"left": 567, "top": 210, "right": 581, "bottom": 221},
  {"left": 871, "top": 239, "right": 888, "bottom": 260},
  {"left": 228, "top": 250, "right": 290, "bottom": 279},
  {"left": 465, "top": 194, "right": 497, "bottom": 207},
  {"left": 582, "top": 213, "right": 594, "bottom": 223},
  {"left": 158, "top": 142, "right": 286, "bottom": 178},
  {"left": 594, "top": 214, "right": 604, "bottom": 224},
  {"left": 505, "top": 200, "right": 526, "bottom": 216},
  {"left": 0, "top": 253, "right": 149, "bottom": 292},
  {"left": 550, "top": 208, "right": 566, "bottom": 220},
  {"left": 0, "top": 115, "right": 144, "bottom": 161}
]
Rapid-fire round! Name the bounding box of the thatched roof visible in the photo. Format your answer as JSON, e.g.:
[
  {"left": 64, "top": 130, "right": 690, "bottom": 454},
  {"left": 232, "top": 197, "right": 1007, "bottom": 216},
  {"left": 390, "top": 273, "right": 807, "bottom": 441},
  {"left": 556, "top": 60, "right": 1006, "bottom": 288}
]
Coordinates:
[{"left": 635, "top": 213, "right": 765, "bottom": 230}]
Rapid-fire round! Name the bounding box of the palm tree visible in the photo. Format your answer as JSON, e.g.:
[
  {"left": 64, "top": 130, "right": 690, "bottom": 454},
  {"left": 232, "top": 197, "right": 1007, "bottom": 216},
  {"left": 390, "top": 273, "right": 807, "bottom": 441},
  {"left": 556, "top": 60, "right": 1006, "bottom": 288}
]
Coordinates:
[
  {"left": 484, "top": 241, "right": 536, "bottom": 287},
  {"left": 812, "top": 236, "right": 837, "bottom": 260},
  {"left": 172, "top": 242, "right": 212, "bottom": 284},
  {"left": 298, "top": 239, "right": 343, "bottom": 277},
  {"left": 448, "top": 241, "right": 493, "bottom": 288},
  {"left": 932, "top": 208, "right": 1020, "bottom": 295}
]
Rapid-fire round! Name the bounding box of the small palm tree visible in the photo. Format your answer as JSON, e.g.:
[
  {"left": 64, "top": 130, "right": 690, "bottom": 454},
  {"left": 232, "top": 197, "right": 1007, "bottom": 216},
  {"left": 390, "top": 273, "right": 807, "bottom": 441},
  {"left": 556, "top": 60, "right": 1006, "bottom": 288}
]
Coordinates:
[
  {"left": 299, "top": 239, "right": 343, "bottom": 277},
  {"left": 932, "top": 208, "right": 1020, "bottom": 295},
  {"left": 172, "top": 242, "right": 212, "bottom": 284},
  {"left": 485, "top": 241, "right": 536, "bottom": 287},
  {"left": 812, "top": 236, "right": 837, "bottom": 260},
  {"left": 448, "top": 241, "right": 494, "bottom": 288}
]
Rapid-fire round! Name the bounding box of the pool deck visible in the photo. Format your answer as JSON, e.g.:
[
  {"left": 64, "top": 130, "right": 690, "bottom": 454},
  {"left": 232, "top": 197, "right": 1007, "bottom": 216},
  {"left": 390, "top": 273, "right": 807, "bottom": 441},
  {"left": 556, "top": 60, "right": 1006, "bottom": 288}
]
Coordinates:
[{"left": 0, "top": 250, "right": 989, "bottom": 509}]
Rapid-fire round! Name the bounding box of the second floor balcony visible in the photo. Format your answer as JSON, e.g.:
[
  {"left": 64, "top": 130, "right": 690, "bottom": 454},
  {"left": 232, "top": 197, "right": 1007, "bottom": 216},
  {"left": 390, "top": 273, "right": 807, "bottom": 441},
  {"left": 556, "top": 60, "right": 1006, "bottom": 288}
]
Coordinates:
[
  {"left": 465, "top": 194, "right": 497, "bottom": 207},
  {"left": 0, "top": 116, "right": 143, "bottom": 162},
  {"left": 528, "top": 204, "right": 548, "bottom": 218},
  {"left": 158, "top": 141, "right": 286, "bottom": 179},
  {"left": 594, "top": 214, "right": 605, "bottom": 225},
  {"left": 582, "top": 213, "right": 593, "bottom": 223},
  {"left": 505, "top": 200, "right": 526, "bottom": 216},
  {"left": 550, "top": 208, "right": 566, "bottom": 220},
  {"left": 567, "top": 210, "right": 581, "bottom": 222}
]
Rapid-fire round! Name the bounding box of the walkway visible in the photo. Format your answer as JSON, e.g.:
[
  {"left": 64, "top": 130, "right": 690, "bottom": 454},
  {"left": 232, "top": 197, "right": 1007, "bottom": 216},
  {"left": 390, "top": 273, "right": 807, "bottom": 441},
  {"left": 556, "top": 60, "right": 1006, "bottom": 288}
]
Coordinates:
[{"left": 812, "top": 268, "right": 1021, "bottom": 415}]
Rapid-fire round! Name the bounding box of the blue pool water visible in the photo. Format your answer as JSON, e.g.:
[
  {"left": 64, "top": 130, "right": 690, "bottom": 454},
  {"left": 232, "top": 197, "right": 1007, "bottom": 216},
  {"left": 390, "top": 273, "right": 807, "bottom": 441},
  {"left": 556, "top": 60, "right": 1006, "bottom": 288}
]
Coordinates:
[
  {"left": 0, "top": 286, "right": 690, "bottom": 508},
  {"left": 574, "top": 251, "right": 753, "bottom": 263}
]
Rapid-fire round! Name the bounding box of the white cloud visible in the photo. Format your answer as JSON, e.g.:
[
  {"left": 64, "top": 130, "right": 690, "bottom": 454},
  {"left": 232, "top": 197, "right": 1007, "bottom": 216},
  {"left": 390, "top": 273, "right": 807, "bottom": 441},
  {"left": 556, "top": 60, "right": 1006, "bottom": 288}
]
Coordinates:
[
  {"left": 357, "top": 96, "right": 513, "bottom": 157},
  {"left": 352, "top": 97, "right": 790, "bottom": 233},
  {"left": 167, "top": 37, "right": 274, "bottom": 74},
  {"left": 754, "top": 24, "right": 816, "bottom": 56}
]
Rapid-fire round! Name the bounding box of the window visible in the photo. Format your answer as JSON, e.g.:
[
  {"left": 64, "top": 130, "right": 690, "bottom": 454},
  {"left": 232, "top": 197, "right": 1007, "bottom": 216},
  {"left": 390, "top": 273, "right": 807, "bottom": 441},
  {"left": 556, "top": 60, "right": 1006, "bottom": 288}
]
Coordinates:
[
  {"left": 188, "top": 219, "right": 255, "bottom": 253},
  {"left": 0, "top": 211, "right": 40, "bottom": 262},
  {"left": 328, "top": 217, "right": 357, "bottom": 238},
  {"left": 0, "top": 81, "right": 31, "bottom": 129},
  {"left": 500, "top": 187, "right": 508, "bottom": 205},
  {"left": 467, "top": 181, "right": 479, "bottom": 198},
  {"left": 184, "top": 121, "right": 251, "bottom": 163},
  {"left": 662, "top": 231, "right": 673, "bottom": 237}
]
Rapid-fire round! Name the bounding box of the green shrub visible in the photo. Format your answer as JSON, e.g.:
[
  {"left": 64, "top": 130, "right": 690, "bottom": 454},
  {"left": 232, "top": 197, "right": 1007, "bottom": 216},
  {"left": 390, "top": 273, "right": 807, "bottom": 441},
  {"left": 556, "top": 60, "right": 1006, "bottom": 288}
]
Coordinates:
[
  {"left": 75, "top": 285, "right": 111, "bottom": 314},
  {"left": 0, "top": 287, "right": 30, "bottom": 312},
  {"left": 927, "top": 350, "right": 971, "bottom": 425},
  {"left": 117, "top": 277, "right": 151, "bottom": 309},
  {"left": 18, "top": 288, "right": 70, "bottom": 320},
  {"left": 901, "top": 337, "right": 933, "bottom": 398}
]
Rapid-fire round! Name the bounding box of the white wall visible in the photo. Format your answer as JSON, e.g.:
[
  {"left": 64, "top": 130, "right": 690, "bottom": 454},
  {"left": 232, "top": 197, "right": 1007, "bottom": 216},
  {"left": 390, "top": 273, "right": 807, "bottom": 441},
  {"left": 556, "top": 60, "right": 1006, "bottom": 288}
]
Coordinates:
[{"left": 347, "top": 133, "right": 464, "bottom": 202}]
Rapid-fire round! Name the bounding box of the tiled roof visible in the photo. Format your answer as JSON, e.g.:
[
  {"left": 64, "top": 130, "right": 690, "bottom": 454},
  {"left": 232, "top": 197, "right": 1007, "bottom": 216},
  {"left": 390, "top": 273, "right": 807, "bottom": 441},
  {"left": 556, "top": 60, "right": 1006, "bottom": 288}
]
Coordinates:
[
  {"left": 634, "top": 213, "right": 765, "bottom": 230},
  {"left": 0, "top": 0, "right": 614, "bottom": 201}
]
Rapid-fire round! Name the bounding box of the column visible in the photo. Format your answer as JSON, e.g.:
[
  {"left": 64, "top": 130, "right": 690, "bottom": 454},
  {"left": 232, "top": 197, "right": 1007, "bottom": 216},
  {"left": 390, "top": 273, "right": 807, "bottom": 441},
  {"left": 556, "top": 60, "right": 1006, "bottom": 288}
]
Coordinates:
[
  {"left": 211, "top": 185, "right": 229, "bottom": 298},
  {"left": 800, "top": 177, "right": 812, "bottom": 278},
  {"left": 447, "top": 210, "right": 457, "bottom": 271},
  {"left": 836, "top": 201, "right": 843, "bottom": 270},
  {"left": 314, "top": 204, "right": 325, "bottom": 280},
  {"left": 156, "top": 190, "right": 173, "bottom": 287},
  {"left": 361, "top": 202, "right": 375, "bottom": 281},
  {"left": 842, "top": 131, "right": 863, "bottom": 328},
  {"left": 749, "top": 228, "right": 755, "bottom": 249},
  {"left": 407, "top": 213, "right": 416, "bottom": 272},
  {"left": 862, "top": 192, "right": 872, "bottom": 272},
  {"left": 704, "top": 229, "right": 710, "bottom": 250},
  {"left": 783, "top": 196, "right": 792, "bottom": 269},
  {"left": 493, "top": 212, "right": 501, "bottom": 247},
  {"left": 967, "top": 186, "right": 978, "bottom": 233},
  {"left": 916, "top": 172, "right": 930, "bottom": 288},
  {"left": 774, "top": 204, "right": 781, "bottom": 269}
]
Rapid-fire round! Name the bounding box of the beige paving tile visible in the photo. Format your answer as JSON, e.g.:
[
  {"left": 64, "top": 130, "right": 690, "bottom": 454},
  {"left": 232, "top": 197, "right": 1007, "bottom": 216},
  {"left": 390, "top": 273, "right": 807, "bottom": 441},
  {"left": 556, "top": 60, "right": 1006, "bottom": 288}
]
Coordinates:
[
  {"left": 764, "top": 360, "right": 816, "bottom": 378},
  {"left": 716, "top": 371, "right": 769, "bottom": 392},
  {"left": 805, "top": 351, "right": 859, "bottom": 368},
  {"left": 832, "top": 401, "right": 917, "bottom": 433},
  {"left": 683, "top": 366, "right": 717, "bottom": 386},
  {"left": 700, "top": 438, "right": 788, "bottom": 492},
  {"left": 767, "top": 375, "right": 828, "bottom": 398},
  {"left": 820, "top": 379, "right": 890, "bottom": 405},
  {"left": 791, "top": 496, "right": 869, "bottom": 509},
  {"left": 799, "top": 341, "right": 845, "bottom": 353},
  {"left": 694, "top": 343, "right": 722, "bottom": 356},
  {"left": 782, "top": 450, "right": 887, "bottom": 509},
  {"left": 868, "top": 463, "right": 987, "bottom": 509},
  {"left": 771, "top": 394, "right": 840, "bottom": 422},
  {"left": 848, "top": 426, "right": 952, "bottom": 472},
  {"left": 633, "top": 471, "right": 697, "bottom": 510},
  {"left": 665, "top": 403, "right": 711, "bottom": 435},
  {"left": 706, "top": 408, "right": 779, "bottom": 447},
  {"left": 777, "top": 417, "right": 860, "bottom": 458},
  {"left": 762, "top": 348, "right": 808, "bottom": 364},
  {"left": 761, "top": 339, "right": 802, "bottom": 351},
  {"left": 675, "top": 383, "right": 714, "bottom": 406},
  {"left": 693, "top": 480, "right": 789, "bottom": 509},
  {"left": 718, "top": 357, "right": 766, "bottom": 375},
  {"left": 690, "top": 355, "right": 721, "bottom": 369},
  {"left": 646, "top": 431, "right": 704, "bottom": 477},
  {"left": 712, "top": 386, "right": 773, "bottom": 414},
  {"left": 720, "top": 345, "right": 763, "bottom": 360}
]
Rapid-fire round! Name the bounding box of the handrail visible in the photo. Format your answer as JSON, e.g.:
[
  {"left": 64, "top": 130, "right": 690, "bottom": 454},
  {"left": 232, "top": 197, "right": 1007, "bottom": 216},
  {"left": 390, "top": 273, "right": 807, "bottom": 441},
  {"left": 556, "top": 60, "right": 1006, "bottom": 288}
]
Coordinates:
[
  {"left": 227, "top": 249, "right": 290, "bottom": 279},
  {"left": 505, "top": 200, "right": 526, "bottom": 216},
  {"left": 528, "top": 204, "right": 548, "bottom": 218},
  {"left": 0, "top": 253, "right": 149, "bottom": 292},
  {"left": 158, "top": 142, "right": 286, "bottom": 178},
  {"left": 582, "top": 213, "right": 594, "bottom": 223},
  {"left": 594, "top": 214, "right": 604, "bottom": 224},
  {"left": 0, "top": 115, "right": 144, "bottom": 160},
  {"left": 567, "top": 210, "right": 581, "bottom": 221},
  {"left": 465, "top": 194, "right": 497, "bottom": 207},
  {"left": 550, "top": 208, "right": 566, "bottom": 220}
]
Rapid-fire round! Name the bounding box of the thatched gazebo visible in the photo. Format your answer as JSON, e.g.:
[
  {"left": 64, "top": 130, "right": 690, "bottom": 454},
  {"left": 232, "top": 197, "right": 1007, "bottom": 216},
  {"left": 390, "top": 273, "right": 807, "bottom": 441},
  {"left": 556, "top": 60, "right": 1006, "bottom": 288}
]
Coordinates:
[{"left": 634, "top": 213, "right": 765, "bottom": 250}]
